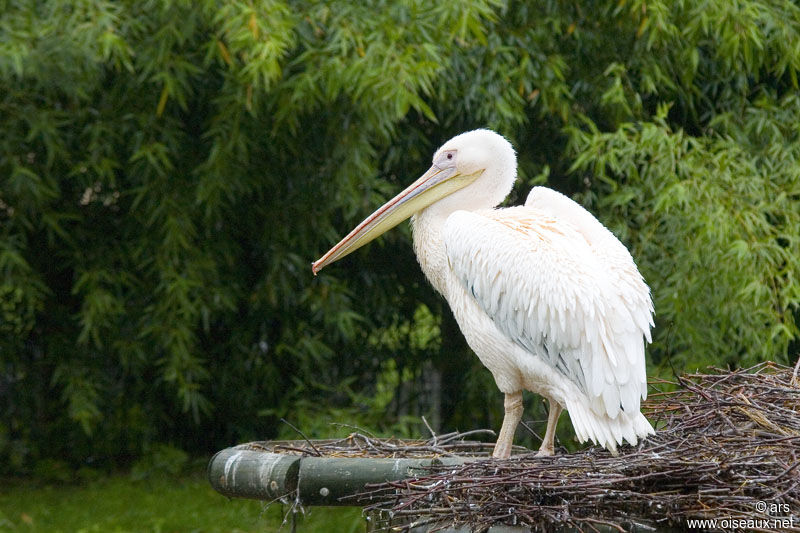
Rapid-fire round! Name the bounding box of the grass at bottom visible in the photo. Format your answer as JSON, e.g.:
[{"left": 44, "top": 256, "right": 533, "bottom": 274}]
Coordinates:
[{"left": 0, "top": 473, "right": 365, "bottom": 532}]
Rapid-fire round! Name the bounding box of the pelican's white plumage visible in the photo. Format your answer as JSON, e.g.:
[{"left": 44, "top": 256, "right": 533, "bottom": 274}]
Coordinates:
[{"left": 313, "top": 129, "right": 654, "bottom": 457}]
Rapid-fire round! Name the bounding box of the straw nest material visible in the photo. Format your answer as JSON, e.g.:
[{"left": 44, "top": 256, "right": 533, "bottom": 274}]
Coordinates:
[
  {"left": 276, "top": 362, "right": 800, "bottom": 531},
  {"left": 359, "top": 362, "right": 800, "bottom": 532}
]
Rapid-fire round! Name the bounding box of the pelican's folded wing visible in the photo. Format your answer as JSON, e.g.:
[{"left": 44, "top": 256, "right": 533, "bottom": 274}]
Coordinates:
[{"left": 525, "top": 187, "right": 654, "bottom": 342}]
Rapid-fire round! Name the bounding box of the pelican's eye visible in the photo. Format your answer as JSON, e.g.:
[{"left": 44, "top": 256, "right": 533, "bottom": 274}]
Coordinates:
[{"left": 436, "top": 149, "right": 457, "bottom": 169}]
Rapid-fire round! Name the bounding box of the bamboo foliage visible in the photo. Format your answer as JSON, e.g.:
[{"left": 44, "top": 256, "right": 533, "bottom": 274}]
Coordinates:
[{"left": 0, "top": 0, "right": 798, "bottom": 471}]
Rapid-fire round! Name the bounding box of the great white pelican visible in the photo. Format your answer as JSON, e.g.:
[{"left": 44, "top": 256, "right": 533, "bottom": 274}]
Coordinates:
[{"left": 312, "top": 129, "right": 654, "bottom": 458}]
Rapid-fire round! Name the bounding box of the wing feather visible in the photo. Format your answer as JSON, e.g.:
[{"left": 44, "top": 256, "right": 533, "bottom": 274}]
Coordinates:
[
  {"left": 527, "top": 187, "right": 654, "bottom": 399},
  {"left": 443, "top": 198, "right": 653, "bottom": 420}
]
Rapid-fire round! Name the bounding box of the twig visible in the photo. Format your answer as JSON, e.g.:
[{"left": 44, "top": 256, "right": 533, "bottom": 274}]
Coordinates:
[
  {"left": 279, "top": 418, "right": 322, "bottom": 456},
  {"left": 421, "top": 416, "right": 437, "bottom": 446}
]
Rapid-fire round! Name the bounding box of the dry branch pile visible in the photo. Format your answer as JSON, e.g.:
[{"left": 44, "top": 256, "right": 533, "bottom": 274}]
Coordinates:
[
  {"left": 262, "top": 427, "right": 502, "bottom": 459},
  {"left": 357, "top": 362, "right": 800, "bottom": 532}
]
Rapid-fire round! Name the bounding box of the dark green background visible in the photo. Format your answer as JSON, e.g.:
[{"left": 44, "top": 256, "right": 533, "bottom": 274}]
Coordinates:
[{"left": 1, "top": 0, "right": 798, "bottom": 473}]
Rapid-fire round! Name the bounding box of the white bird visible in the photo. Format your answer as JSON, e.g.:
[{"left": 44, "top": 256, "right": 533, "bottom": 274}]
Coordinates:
[{"left": 312, "top": 129, "right": 654, "bottom": 458}]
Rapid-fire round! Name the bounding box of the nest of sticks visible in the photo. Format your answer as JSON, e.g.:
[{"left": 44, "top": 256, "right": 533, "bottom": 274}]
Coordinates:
[
  {"left": 351, "top": 361, "right": 800, "bottom": 532},
  {"left": 260, "top": 428, "right": 503, "bottom": 459}
]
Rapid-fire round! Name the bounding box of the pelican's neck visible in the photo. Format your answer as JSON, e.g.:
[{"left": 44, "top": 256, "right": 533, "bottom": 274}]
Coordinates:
[
  {"left": 409, "top": 144, "right": 517, "bottom": 296},
  {"left": 410, "top": 207, "right": 451, "bottom": 296}
]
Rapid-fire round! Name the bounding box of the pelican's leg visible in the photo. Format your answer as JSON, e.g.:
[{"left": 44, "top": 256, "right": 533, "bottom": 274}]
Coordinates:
[
  {"left": 492, "top": 391, "right": 523, "bottom": 459},
  {"left": 536, "top": 398, "right": 563, "bottom": 456}
]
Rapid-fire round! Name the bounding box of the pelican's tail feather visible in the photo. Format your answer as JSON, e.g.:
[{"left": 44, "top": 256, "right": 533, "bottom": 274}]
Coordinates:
[{"left": 564, "top": 397, "right": 654, "bottom": 455}]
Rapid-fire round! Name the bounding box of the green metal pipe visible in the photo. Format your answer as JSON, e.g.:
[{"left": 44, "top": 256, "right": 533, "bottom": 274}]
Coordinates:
[
  {"left": 208, "top": 449, "right": 300, "bottom": 500},
  {"left": 297, "top": 455, "right": 464, "bottom": 505},
  {"left": 208, "top": 445, "right": 472, "bottom": 505}
]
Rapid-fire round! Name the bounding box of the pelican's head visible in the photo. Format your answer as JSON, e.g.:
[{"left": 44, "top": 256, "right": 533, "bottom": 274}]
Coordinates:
[{"left": 312, "top": 129, "right": 517, "bottom": 274}]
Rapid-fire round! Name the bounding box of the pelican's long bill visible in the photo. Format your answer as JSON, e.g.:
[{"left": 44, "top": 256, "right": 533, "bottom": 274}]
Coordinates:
[{"left": 312, "top": 163, "right": 481, "bottom": 274}]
